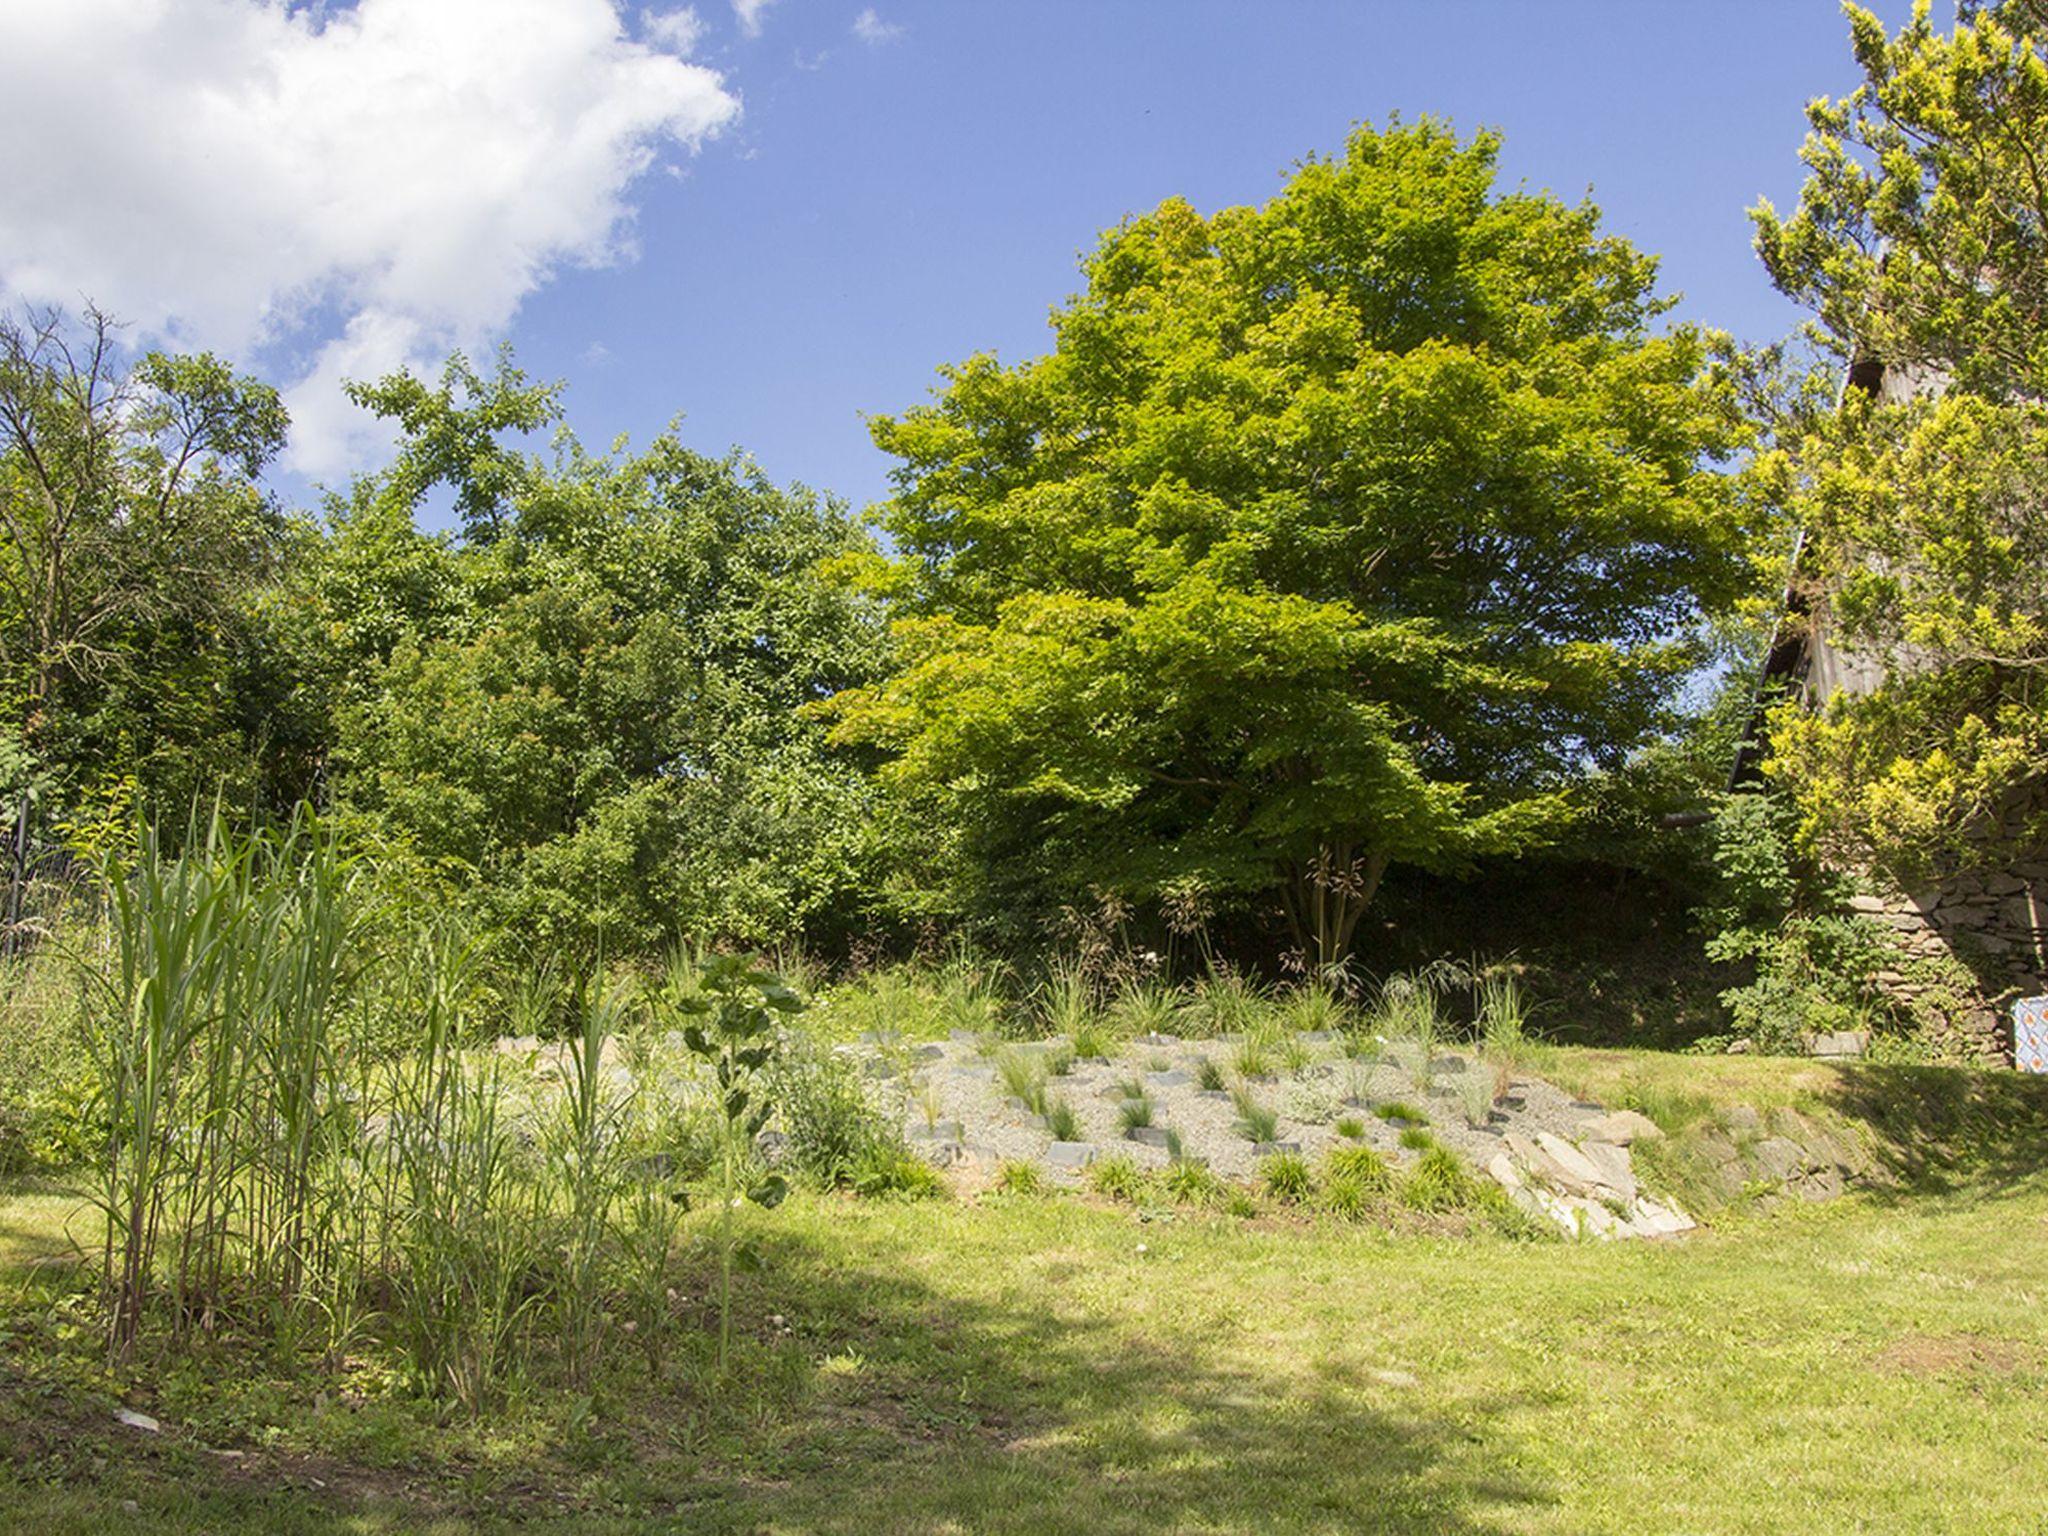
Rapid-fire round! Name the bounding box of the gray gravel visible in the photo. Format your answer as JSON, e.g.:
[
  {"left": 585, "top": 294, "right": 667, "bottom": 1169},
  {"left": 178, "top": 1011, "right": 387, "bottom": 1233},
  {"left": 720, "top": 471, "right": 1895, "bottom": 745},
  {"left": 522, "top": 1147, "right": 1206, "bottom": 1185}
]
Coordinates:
[{"left": 862, "top": 1032, "right": 1607, "bottom": 1185}]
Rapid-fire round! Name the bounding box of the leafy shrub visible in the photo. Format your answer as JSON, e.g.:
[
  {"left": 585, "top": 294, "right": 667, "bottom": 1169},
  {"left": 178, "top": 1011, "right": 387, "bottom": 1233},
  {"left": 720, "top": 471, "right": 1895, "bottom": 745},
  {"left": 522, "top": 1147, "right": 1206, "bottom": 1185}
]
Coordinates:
[
  {"left": 1260, "top": 1150, "right": 1313, "bottom": 1202},
  {"left": 772, "top": 1037, "right": 903, "bottom": 1188}
]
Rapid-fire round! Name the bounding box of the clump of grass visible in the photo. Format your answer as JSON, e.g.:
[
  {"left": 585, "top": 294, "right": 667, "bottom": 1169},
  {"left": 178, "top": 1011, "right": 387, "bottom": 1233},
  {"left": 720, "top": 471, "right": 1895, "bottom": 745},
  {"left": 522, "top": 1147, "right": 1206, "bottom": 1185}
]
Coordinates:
[
  {"left": 1119, "top": 1094, "right": 1156, "bottom": 1132},
  {"left": 1260, "top": 1150, "right": 1314, "bottom": 1203},
  {"left": 1111, "top": 979, "right": 1181, "bottom": 1039},
  {"left": 1318, "top": 1173, "right": 1373, "bottom": 1220},
  {"left": 1398, "top": 1125, "right": 1436, "bottom": 1152},
  {"left": 1045, "top": 1045, "right": 1077, "bottom": 1077},
  {"left": 1044, "top": 1097, "right": 1081, "bottom": 1142},
  {"left": 851, "top": 1146, "right": 945, "bottom": 1200},
  {"left": 1325, "top": 1144, "right": 1393, "bottom": 1192},
  {"left": 1222, "top": 1185, "right": 1260, "bottom": 1218},
  {"left": 1476, "top": 971, "right": 1533, "bottom": 1065},
  {"left": 1162, "top": 1158, "right": 1219, "bottom": 1206},
  {"left": 996, "top": 1048, "right": 1049, "bottom": 1114},
  {"left": 1279, "top": 1033, "right": 1316, "bottom": 1075},
  {"left": 1375, "top": 1101, "right": 1427, "bottom": 1126},
  {"left": 1186, "top": 969, "right": 1266, "bottom": 1039},
  {"left": 1376, "top": 973, "right": 1444, "bottom": 1091},
  {"left": 1335, "top": 1115, "right": 1366, "bottom": 1140},
  {"left": 1400, "top": 1146, "right": 1485, "bottom": 1213},
  {"left": 938, "top": 948, "right": 1010, "bottom": 1038},
  {"left": 1072, "top": 1016, "right": 1118, "bottom": 1061},
  {"left": 1146, "top": 1052, "right": 1172, "bottom": 1073},
  {"left": 1231, "top": 1088, "right": 1279, "bottom": 1144},
  {"left": 1457, "top": 1066, "right": 1497, "bottom": 1128},
  {"left": 1232, "top": 1030, "right": 1275, "bottom": 1080},
  {"left": 1034, "top": 957, "right": 1097, "bottom": 1043},
  {"left": 1195, "top": 1056, "right": 1227, "bottom": 1092},
  {"left": 1281, "top": 985, "right": 1346, "bottom": 1038},
  {"left": 994, "top": 1160, "right": 1045, "bottom": 1195},
  {"left": 1087, "top": 1153, "right": 1146, "bottom": 1202},
  {"left": 915, "top": 1077, "right": 945, "bottom": 1133}
]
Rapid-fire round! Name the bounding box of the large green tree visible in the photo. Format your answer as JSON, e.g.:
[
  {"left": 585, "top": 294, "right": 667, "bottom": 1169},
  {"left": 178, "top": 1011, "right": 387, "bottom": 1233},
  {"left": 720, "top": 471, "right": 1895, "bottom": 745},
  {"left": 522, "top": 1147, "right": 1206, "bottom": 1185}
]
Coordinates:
[
  {"left": 0, "top": 306, "right": 290, "bottom": 839},
  {"left": 830, "top": 121, "right": 1760, "bottom": 963},
  {"left": 1752, "top": 0, "right": 2048, "bottom": 878},
  {"left": 300, "top": 355, "right": 885, "bottom": 955}
]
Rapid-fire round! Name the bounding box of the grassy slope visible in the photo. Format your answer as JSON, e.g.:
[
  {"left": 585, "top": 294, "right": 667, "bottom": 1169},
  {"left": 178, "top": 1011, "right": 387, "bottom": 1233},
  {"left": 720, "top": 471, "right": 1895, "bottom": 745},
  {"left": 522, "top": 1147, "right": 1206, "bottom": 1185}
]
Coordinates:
[{"left": 3, "top": 1054, "right": 2046, "bottom": 1535}]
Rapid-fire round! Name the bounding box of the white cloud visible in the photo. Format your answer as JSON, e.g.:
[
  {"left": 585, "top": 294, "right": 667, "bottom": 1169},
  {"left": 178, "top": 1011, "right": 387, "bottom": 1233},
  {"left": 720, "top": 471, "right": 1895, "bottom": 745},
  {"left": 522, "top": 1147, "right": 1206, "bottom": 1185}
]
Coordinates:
[
  {"left": 852, "top": 8, "right": 902, "bottom": 44},
  {"left": 732, "top": 0, "right": 776, "bottom": 38},
  {"left": 0, "top": 0, "right": 740, "bottom": 478},
  {"left": 643, "top": 5, "right": 705, "bottom": 54}
]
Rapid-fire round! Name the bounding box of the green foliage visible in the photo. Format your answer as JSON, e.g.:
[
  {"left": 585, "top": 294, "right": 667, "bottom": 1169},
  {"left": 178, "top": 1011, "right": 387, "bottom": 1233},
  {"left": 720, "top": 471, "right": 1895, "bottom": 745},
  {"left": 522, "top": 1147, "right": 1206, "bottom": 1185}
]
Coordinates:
[
  {"left": 769, "top": 1038, "right": 903, "bottom": 1189},
  {"left": 1325, "top": 1144, "right": 1395, "bottom": 1192},
  {"left": 1702, "top": 793, "right": 1895, "bottom": 1053},
  {"left": 1752, "top": 4, "right": 2048, "bottom": 877},
  {"left": 1398, "top": 1126, "right": 1436, "bottom": 1152},
  {"left": 829, "top": 120, "right": 1757, "bottom": 961},
  {"left": 1375, "top": 1101, "right": 1427, "bottom": 1126},
  {"left": 0, "top": 308, "right": 295, "bottom": 829},
  {"left": 1044, "top": 1097, "right": 1082, "bottom": 1142},
  {"left": 1400, "top": 1146, "right": 1485, "bottom": 1212},
  {"left": 1117, "top": 1094, "right": 1155, "bottom": 1132},
  {"left": 1230, "top": 1089, "right": 1278, "bottom": 1144},
  {"left": 1160, "top": 1157, "right": 1219, "bottom": 1206},
  {"left": 661, "top": 951, "right": 803, "bottom": 1374},
  {"left": 996, "top": 1048, "right": 1049, "bottom": 1113},
  {"left": 1334, "top": 1115, "right": 1366, "bottom": 1141},
  {"left": 303, "top": 359, "right": 885, "bottom": 959},
  {"left": 993, "top": 1160, "right": 1044, "bottom": 1195},
  {"left": 1195, "top": 1056, "right": 1227, "bottom": 1092},
  {"left": 1259, "top": 1151, "right": 1313, "bottom": 1203},
  {"left": 1085, "top": 1153, "right": 1146, "bottom": 1202}
]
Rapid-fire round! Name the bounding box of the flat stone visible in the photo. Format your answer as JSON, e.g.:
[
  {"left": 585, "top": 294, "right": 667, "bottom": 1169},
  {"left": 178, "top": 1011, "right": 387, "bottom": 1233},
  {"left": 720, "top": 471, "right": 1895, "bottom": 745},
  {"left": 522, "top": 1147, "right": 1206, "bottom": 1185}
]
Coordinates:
[
  {"left": 910, "top": 1043, "right": 945, "bottom": 1060},
  {"left": 1723, "top": 1106, "right": 1762, "bottom": 1133},
  {"left": 910, "top": 1120, "right": 964, "bottom": 1142},
  {"left": 1299, "top": 1030, "right": 1338, "bottom": 1044},
  {"left": 1847, "top": 893, "right": 1889, "bottom": 915},
  {"left": 1369, "top": 1368, "right": 1419, "bottom": 1388},
  {"left": 1578, "top": 1139, "right": 1637, "bottom": 1201},
  {"left": 1126, "top": 1126, "right": 1173, "bottom": 1147},
  {"left": 1252, "top": 1141, "right": 1303, "bottom": 1157},
  {"left": 1534, "top": 1132, "right": 1607, "bottom": 1192},
  {"left": 1197, "top": 1089, "right": 1233, "bottom": 1102},
  {"left": 115, "top": 1409, "right": 160, "bottom": 1433},
  {"left": 949, "top": 1029, "right": 981, "bottom": 1043},
  {"left": 1578, "top": 1110, "right": 1664, "bottom": 1146},
  {"left": 1810, "top": 1030, "right": 1869, "bottom": 1059},
  {"left": 1147, "top": 1069, "right": 1194, "bottom": 1088},
  {"left": 1486, "top": 1152, "right": 1523, "bottom": 1191},
  {"left": 1749, "top": 1136, "right": 1808, "bottom": 1181},
  {"left": 1631, "top": 1197, "right": 1696, "bottom": 1236},
  {"left": 1133, "top": 1033, "right": 1181, "bottom": 1048},
  {"left": 1044, "top": 1141, "right": 1095, "bottom": 1169}
]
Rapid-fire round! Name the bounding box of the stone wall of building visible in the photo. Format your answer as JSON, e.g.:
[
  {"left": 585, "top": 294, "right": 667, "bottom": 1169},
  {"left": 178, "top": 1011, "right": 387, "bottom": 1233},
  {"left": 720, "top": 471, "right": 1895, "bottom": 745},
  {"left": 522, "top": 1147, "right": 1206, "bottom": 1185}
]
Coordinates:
[{"left": 1849, "top": 778, "right": 2048, "bottom": 1064}]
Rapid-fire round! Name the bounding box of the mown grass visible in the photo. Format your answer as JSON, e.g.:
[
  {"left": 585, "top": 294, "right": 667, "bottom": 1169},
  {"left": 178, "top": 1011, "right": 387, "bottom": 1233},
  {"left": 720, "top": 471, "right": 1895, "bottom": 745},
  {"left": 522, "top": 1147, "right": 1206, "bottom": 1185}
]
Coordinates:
[{"left": 3, "top": 1132, "right": 2046, "bottom": 1534}]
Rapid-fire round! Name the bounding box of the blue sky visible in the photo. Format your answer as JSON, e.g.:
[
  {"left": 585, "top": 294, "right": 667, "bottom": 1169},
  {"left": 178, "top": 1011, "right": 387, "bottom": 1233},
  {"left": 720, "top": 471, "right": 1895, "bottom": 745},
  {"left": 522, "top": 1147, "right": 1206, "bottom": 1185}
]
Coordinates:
[
  {"left": 519, "top": 1, "right": 1911, "bottom": 523},
  {"left": 0, "top": 1, "right": 1930, "bottom": 526}
]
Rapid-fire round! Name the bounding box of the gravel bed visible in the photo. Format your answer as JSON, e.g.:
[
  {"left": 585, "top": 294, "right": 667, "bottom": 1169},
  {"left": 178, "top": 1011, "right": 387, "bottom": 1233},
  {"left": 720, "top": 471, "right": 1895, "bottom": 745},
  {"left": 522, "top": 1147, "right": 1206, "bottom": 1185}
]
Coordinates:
[{"left": 859, "top": 1032, "right": 1608, "bottom": 1185}]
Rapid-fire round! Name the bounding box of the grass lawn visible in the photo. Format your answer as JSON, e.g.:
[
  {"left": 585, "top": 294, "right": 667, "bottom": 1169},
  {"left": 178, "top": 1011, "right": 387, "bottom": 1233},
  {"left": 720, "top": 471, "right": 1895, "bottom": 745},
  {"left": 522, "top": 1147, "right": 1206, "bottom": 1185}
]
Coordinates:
[{"left": 3, "top": 1051, "right": 2046, "bottom": 1533}]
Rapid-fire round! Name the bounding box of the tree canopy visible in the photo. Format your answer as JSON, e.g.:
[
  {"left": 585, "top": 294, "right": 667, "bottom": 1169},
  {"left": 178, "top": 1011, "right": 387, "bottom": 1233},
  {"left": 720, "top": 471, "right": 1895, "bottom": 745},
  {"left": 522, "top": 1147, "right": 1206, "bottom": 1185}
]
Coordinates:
[
  {"left": 1752, "top": 0, "right": 2048, "bottom": 879},
  {"left": 829, "top": 120, "right": 1760, "bottom": 962}
]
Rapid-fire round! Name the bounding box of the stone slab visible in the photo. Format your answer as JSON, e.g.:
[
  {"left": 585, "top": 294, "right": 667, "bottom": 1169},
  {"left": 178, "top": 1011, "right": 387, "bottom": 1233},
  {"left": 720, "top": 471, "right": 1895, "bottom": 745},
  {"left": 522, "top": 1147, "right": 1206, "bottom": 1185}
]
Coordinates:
[{"left": 1044, "top": 1141, "right": 1096, "bottom": 1169}]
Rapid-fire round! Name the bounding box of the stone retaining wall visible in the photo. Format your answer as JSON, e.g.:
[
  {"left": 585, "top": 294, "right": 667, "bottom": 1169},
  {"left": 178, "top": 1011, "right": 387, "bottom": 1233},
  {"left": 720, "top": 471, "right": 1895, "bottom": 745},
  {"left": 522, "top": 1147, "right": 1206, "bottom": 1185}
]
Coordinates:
[{"left": 1850, "top": 778, "right": 2048, "bottom": 1064}]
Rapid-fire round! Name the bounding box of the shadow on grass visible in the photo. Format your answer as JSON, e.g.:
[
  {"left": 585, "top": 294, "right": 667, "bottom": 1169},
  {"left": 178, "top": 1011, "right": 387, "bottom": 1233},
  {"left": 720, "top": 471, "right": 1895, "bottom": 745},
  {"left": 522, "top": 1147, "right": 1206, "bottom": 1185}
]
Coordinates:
[
  {"left": 659, "top": 1220, "right": 1546, "bottom": 1536},
  {"left": 0, "top": 1195, "right": 1551, "bottom": 1535},
  {"left": 1820, "top": 1063, "right": 2048, "bottom": 1199}
]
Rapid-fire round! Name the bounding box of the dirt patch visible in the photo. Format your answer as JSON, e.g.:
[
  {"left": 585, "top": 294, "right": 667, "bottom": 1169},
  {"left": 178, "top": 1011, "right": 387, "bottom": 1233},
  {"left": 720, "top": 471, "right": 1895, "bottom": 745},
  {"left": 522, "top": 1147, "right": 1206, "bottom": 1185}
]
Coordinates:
[{"left": 1877, "top": 1333, "right": 2039, "bottom": 1379}]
